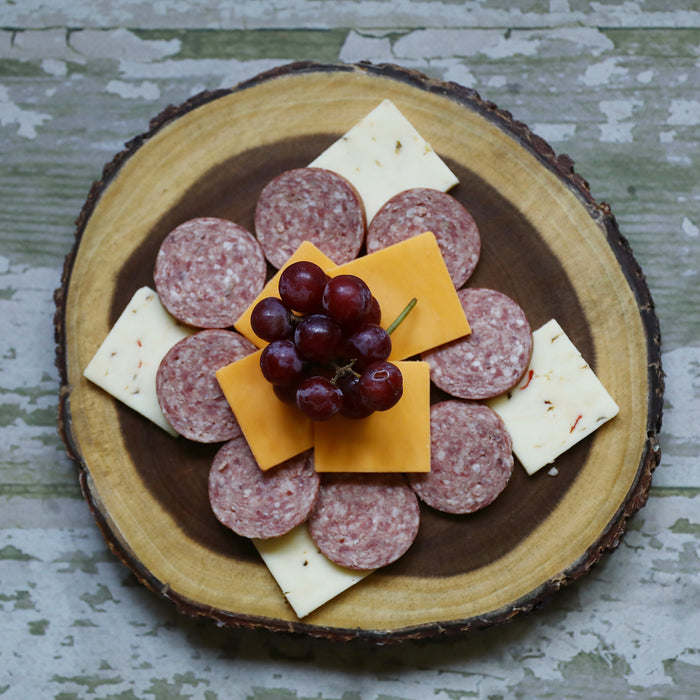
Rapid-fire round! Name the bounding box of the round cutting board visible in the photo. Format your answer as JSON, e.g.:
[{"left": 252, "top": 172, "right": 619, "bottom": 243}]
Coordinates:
[{"left": 55, "top": 61, "right": 662, "bottom": 642}]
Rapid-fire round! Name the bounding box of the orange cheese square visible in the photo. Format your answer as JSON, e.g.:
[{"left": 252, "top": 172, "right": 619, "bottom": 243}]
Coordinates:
[
  {"left": 216, "top": 351, "right": 313, "bottom": 470},
  {"left": 313, "top": 361, "right": 431, "bottom": 473},
  {"left": 234, "top": 240, "right": 336, "bottom": 347},
  {"left": 329, "top": 232, "right": 470, "bottom": 360}
]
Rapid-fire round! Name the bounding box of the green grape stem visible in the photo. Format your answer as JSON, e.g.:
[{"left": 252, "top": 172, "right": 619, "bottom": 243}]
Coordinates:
[{"left": 386, "top": 298, "right": 417, "bottom": 335}]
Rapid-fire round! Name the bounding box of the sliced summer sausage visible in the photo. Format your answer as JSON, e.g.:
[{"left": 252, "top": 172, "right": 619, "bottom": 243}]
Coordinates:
[
  {"left": 154, "top": 217, "right": 266, "bottom": 329},
  {"left": 422, "top": 288, "right": 532, "bottom": 399},
  {"left": 308, "top": 473, "right": 420, "bottom": 570},
  {"left": 367, "top": 188, "right": 481, "bottom": 287},
  {"left": 408, "top": 401, "right": 513, "bottom": 514},
  {"left": 156, "top": 329, "right": 256, "bottom": 443},
  {"left": 209, "top": 441, "right": 319, "bottom": 539},
  {"left": 254, "top": 167, "right": 366, "bottom": 268}
]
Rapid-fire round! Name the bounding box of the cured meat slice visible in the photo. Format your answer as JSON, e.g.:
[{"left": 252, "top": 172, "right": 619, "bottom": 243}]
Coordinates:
[
  {"left": 209, "top": 441, "right": 319, "bottom": 539},
  {"left": 423, "top": 288, "right": 532, "bottom": 399},
  {"left": 408, "top": 401, "right": 513, "bottom": 514},
  {"left": 254, "top": 167, "right": 366, "bottom": 268},
  {"left": 154, "top": 217, "right": 266, "bottom": 329},
  {"left": 156, "top": 329, "right": 256, "bottom": 443},
  {"left": 308, "top": 473, "right": 420, "bottom": 570},
  {"left": 367, "top": 188, "right": 481, "bottom": 287}
]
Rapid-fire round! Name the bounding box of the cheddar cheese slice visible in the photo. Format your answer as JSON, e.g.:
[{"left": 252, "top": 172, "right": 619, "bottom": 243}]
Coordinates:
[
  {"left": 234, "top": 240, "right": 336, "bottom": 347},
  {"left": 314, "top": 361, "right": 431, "bottom": 473},
  {"left": 216, "top": 350, "right": 314, "bottom": 470},
  {"left": 329, "top": 232, "right": 470, "bottom": 361}
]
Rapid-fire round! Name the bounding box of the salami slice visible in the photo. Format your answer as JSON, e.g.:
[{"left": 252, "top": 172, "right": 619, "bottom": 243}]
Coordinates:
[
  {"left": 154, "top": 217, "right": 266, "bottom": 329},
  {"left": 156, "top": 329, "right": 256, "bottom": 443},
  {"left": 423, "top": 288, "right": 532, "bottom": 399},
  {"left": 408, "top": 401, "right": 513, "bottom": 514},
  {"left": 254, "top": 167, "right": 366, "bottom": 268},
  {"left": 308, "top": 473, "right": 420, "bottom": 570},
  {"left": 209, "top": 441, "right": 319, "bottom": 539},
  {"left": 367, "top": 188, "right": 481, "bottom": 287}
]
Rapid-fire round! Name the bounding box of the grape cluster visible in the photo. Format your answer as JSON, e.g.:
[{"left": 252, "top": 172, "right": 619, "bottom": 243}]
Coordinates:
[{"left": 251, "top": 261, "right": 404, "bottom": 421}]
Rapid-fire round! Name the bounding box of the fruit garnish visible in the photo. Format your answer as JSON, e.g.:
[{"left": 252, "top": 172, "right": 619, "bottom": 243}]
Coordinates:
[{"left": 251, "top": 261, "right": 415, "bottom": 421}]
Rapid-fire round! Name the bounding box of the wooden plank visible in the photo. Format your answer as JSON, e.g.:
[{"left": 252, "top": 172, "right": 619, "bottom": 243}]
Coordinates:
[{"left": 0, "top": 2, "right": 698, "bottom": 695}]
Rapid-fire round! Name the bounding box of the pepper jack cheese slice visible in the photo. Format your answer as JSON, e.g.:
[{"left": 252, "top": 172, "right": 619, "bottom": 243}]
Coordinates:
[
  {"left": 83, "top": 287, "right": 194, "bottom": 435},
  {"left": 488, "top": 319, "right": 620, "bottom": 475},
  {"left": 329, "top": 232, "right": 470, "bottom": 361},
  {"left": 253, "top": 522, "right": 371, "bottom": 618},
  {"left": 215, "top": 350, "right": 314, "bottom": 470},
  {"left": 309, "top": 99, "right": 459, "bottom": 222},
  {"left": 234, "top": 240, "right": 336, "bottom": 347},
  {"left": 314, "top": 361, "right": 431, "bottom": 472}
]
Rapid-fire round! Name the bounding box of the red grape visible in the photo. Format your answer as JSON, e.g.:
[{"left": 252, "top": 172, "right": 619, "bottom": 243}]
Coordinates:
[
  {"left": 336, "top": 372, "right": 374, "bottom": 419},
  {"left": 278, "top": 261, "right": 328, "bottom": 313},
  {"left": 294, "top": 314, "right": 342, "bottom": 363},
  {"left": 345, "top": 323, "right": 392, "bottom": 369},
  {"left": 322, "top": 274, "right": 371, "bottom": 325},
  {"left": 260, "top": 339, "right": 303, "bottom": 385},
  {"left": 358, "top": 361, "right": 403, "bottom": 411},
  {"left": 250, "top": 297, "right": 293, "bottom": 341},
  {"left": 296, "top": 375, "right": 343, "bottom": 421}
]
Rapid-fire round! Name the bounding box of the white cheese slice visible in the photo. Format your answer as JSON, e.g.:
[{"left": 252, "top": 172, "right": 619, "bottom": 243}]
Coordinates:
[
  {"left": 488, "top": 319, "right": 619, "bottom": 475},
  {"left": 309, "top": 99, "right": 459, "bottom": 223},
  {"left": 83, "top": 286, "right": 194, "bottom": 435},
  {"left": 253, "top": 522, "right": 372, "bottom": 618}
]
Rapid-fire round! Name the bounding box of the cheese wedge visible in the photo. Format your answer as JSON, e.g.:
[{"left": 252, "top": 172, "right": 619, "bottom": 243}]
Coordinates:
[
  {"left": 488, "top": 319, "right": 620, "bottom": 475},
  {"left": 329, "top": 232, "right": 470, "bottom": 361},
  {"left": 314, "top": 361, "right": 431, "bottom": 472},
  {"left": 309, "top": 99, "right": 458, "bottom": 222},
  {"left": 215, "top": 350, "right": 314, "bottom": 470},
  {"left": 234, "top": 240, "right": 336, "bottom": 347},
  {"left": 83, "top": 287, "right": 194, "bottom": 434},
  {"left": 253, "top": 522, "right": 371, "bottom": 618}
]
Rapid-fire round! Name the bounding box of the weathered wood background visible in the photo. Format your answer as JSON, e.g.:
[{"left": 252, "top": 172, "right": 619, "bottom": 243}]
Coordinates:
[{"left": 1, "top": 1, "right": 698, "bottom": 697}]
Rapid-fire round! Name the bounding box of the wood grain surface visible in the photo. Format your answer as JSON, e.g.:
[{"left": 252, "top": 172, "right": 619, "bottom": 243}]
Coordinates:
[
  {"left": 2, "top": 1, "right": 698, "bottom": 697},
  {"left": 55, "top": 62, "right": 660, "bottom": 641}
]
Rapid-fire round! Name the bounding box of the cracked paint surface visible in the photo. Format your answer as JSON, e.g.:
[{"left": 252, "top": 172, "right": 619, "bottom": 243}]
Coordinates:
[{"left": 1, "top": 2, "right": 698, "bottom": 698}]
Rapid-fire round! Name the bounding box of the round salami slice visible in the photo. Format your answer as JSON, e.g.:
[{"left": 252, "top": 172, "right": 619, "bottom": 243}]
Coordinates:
[
  {"left": 308, "top": 473, "right": 420, "bottom": 570},
  {"left": 156, "top": 329, "right": 256, "bottom": 443},
  {"left": 209, "top": 441, "right": 319, "bottom": 539},
  {"left": 367, "top": 188, "right": 481, "bottom": 287},
  {"left": 408, "top": 401, "right": 513, "bottom": 514},
  {"left": 154, "top": 217, "right": 266, "bottom": 329},
  {"left": 254, "top": 167, "right": 366, "bottom": 268},
  {"left": 423, "top": 288, "right": 532, "bottom": 399}
]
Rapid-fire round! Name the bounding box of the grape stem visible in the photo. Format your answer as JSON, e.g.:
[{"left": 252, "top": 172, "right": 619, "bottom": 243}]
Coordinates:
[{"left": 386, "top": 298, "right": 417, "bottom": 336}]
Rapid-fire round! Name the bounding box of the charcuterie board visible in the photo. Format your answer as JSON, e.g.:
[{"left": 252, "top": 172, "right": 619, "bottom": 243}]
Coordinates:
[{"left": 54, "top": 61, "right": 662, "bottom": 642}]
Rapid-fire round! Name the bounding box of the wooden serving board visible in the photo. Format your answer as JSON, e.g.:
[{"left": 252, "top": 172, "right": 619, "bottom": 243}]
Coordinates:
[{"left": 54, "top": 61, "right": 662, "bottom": 642}]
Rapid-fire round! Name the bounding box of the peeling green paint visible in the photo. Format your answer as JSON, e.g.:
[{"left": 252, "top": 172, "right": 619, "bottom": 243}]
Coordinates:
[
  {"left": 28, "top": 617, "right": 49, "bottom": 635},
  {"left": 671, "top": 517, "right": 700, "bottom": 536},
  {"left": 50, "top": 673, "right": 123, "bottom": 695},
  {"left": 80, "top": 583, "right": 118, "bottom": 612},
  {"left": 131, "top": 28, "right": 348, "bottom": 62},
  {"left": 0, "top": 483, "right": 83, "bottom": 499},
  {"left": 0, "top": 588, "right": 36, "bottom": 610},
  {"left": 145, "top": 671, "right": 211, "bottom": 699},
  {"left": 0, "top": 544, "right": 36, "bottom": 561},
  {"left": 71, "top": 618, "right": 98, "bottom": 627},
  {"left": 54, "top": 549, "right": 113, "bottom": 575}
]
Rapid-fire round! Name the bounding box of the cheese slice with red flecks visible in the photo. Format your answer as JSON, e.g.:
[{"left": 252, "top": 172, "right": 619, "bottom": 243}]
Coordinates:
[
  {"left": 488, "top": 319, "right": 619, "bottom": 475},
  {"left": 83, "top": 286, "right": 194, "bottom": 434}
]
